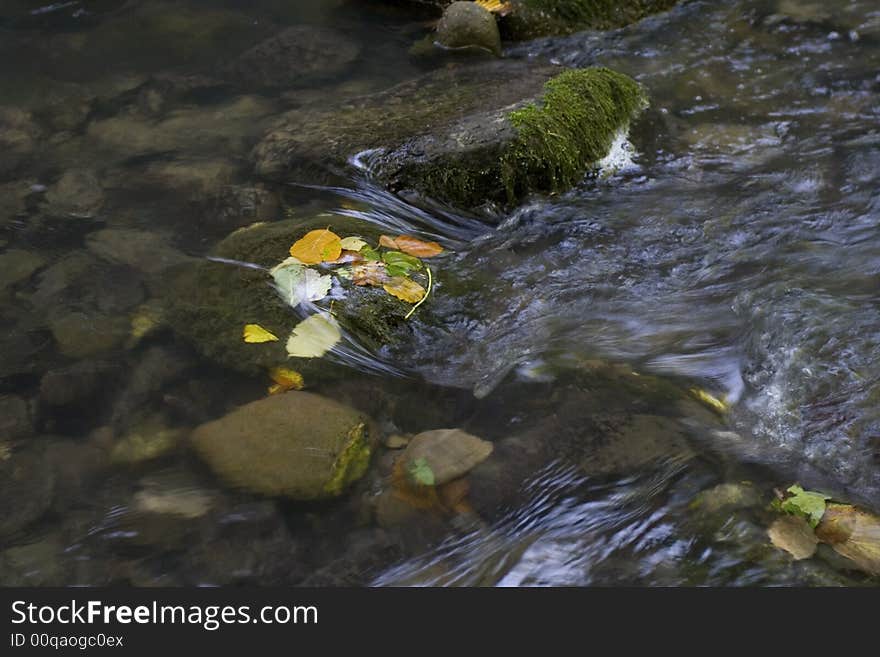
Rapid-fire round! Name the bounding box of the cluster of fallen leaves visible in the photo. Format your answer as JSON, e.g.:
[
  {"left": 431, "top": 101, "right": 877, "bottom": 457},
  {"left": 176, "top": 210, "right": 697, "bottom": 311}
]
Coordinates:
[
  {"left": 241, "top": 228, "right": 444, "bottom": 391},
  {"left": 768, "top": 484, "right": 880, "bottom": 575}
]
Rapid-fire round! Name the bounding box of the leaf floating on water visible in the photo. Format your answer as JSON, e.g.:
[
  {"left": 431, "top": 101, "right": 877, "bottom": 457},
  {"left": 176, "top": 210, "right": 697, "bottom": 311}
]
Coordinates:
[
  {"left": 339, "top": 236, "right": 368, "bottom": 252},
  {"left": 270, "top": 258, "right": 331, "bottom": 307},
  {"left": 690, "top": 387, "right": 728, "bottom": 413},
  {"left": 285, "top": 313, "right": 341, "bottom": 358},
  {"left": 780, "top": 484, "right": 830, "bottom": 528},
  {"left": 383, "top": 276, "right": 426, "bottom": 303},
  {"left": 352, "top": 261, "right": 390, "bottom": 287},
  {"left": 243, "top": 323, "right": 279, "bottom": 343},
  {"left": 408, "top": 457, "right": 436, "bottom": 487},
  {"left": 288, "top": 229, "right": 342, "bottom": 265},
  {"left": 380, "top": 234, "right": 444, "bottom": 258},
  {"left": 267, "top": 366, "right": 305, "bottom": 394},
  {"left": 300, "top": 268, "right": 332, "bottom": 302}
]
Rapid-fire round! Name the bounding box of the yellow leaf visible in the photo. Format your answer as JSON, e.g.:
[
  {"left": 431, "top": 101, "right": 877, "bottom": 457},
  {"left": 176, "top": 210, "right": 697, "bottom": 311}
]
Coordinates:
[
  {"left": 339, "top": 236, "right": 368, "bottom": 252},
  {"left": 286, "top": 313, "right": 341, "bottom": 358},
  {"left": 690, "top": 387, "right": 728, "bottom": 413},
  {"left": 383, "top": 277, "right": 426, "bottom": 304},
  {"left": 267, "top": 366, "right": 304, "bottom": 394},
  {"left": 475, "top": 0, "right": 512, "bottom": 15},
  {"left": 288, "top": 229, "right": 342, "bottom": 265},
  {"left": 243, "top": 324, "right": 279, "bottom": 343}
]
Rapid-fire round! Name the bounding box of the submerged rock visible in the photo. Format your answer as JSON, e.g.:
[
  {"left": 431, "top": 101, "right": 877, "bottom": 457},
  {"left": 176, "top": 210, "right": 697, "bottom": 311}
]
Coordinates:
[
  {"left": 0, "top": 442, "right": 55, "bottom": 539},
  {"left": 400, "top": 428, "right": 493, "bottom": 485},
  {"left": 0, "top": 250, "right": 46, "bottom": 293},
  {"left": 253, "top": 65, "right": 645, "bottom": 210},
  {"left": 224, "top": 25, "right": 361, "bottom": 90},
  {"left": 190, "top": 392, "right": 377, "bottom": 500},
  {"left": 436, "top": 2, "right": 502, "bottom": 56},
  {"left": 0, "top": 108, "right": 40, "bottom": 181},
  {"left": 43, "top": 169, "right": 104, "bottom": 219}
]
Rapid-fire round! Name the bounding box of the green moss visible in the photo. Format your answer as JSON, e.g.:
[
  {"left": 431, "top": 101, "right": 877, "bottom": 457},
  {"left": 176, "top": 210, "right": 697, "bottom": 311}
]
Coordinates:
[
  {"left": 500, "top": 67, "right": 646, "bottom": 203},
  {"left": 503, "top": 0, "right": 680, "bottom": 39},
  {"left": 323, "top": 422, "right": 373, "bottom": 497}
]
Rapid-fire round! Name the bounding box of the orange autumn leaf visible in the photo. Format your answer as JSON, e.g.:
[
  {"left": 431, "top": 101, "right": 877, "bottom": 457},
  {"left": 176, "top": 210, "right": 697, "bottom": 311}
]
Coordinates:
[
  {"left": 383, "top": 277, "right": 426, "bottom": 303},
  {"left": 379, "top": 234, "right": 444, "bottom": 258},
  {"left": 288, "top": 229, "right": 342, "bottom": 265}
]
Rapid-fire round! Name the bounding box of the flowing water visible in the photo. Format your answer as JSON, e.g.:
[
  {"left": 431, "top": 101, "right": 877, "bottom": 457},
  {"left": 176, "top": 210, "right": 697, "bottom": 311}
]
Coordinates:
[{"left": 1, "top": 0, "right": 879, "bottom": 586}]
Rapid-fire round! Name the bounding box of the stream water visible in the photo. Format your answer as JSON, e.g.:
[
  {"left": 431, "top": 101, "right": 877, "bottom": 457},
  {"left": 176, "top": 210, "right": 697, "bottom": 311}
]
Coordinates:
[{"left": 0, "top": 0, "right": 878, "bottom": 586}]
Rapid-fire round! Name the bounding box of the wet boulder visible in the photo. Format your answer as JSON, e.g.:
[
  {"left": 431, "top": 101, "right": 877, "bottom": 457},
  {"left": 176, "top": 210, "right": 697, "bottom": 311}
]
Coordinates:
[
  {"left": 190, "top": 392, "right": 377, "bottom": 500},
  {"left": 436, "top": 2, "right": 502, "bottom": 56},
  {"left": 253, "top": 64, "right": 645, "bottom": 210}
]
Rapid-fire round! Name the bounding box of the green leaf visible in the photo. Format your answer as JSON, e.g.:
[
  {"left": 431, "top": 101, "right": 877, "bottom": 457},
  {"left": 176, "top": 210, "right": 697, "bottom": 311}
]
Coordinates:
[
  {"left": 382, "top": 250, "right": 422, "bottom": 274},
  {"left": 285, "top": 313, "right": 341, "bottom": 358},
  {"left": 270, "top": 257, "right": 331, "bottom": 308},
  {"left": 408, "top": 457, "right": 435, "bottom": 487},
  {"left": 781, "top": 485, "right": 830, "bottom": 528},
  {"left": 360, "top": 246, "right": 381, "bottom": 262}
]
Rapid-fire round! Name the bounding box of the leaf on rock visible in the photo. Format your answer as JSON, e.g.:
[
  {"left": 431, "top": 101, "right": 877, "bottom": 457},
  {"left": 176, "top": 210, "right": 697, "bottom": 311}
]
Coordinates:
[
  {"left": 352, "top": 261, "right": 390, "bottom": 287},
  {"left": 288, "top": 229, "right": 342, "bottom": 265},
  {"left": 816, "top": 504, "right": 880, "bottom": 575},
  {"left": 325, "top": 250, "right": 364, "bottom": 265},
  {"left": 781, "top": 484, "right": 830, "bottom": 528},
  {"left": 243, "top": 323, "right": 279, "bottom": 343},
  {"left": 285, "top": 313, "right": 341, "bottom": 358},
  {"left": 767, "top": 515, "right": 818, "bottom": 560},
  {"left": 475, "top": 0, "right": 512, "bottom": 16},
  {"left": 360, "top": 246, "right": 381, "bottom": 262},
  {"left": 408, "top": 457, "right": 435, "bottom": 487},
  {"left": 339, "top": 236, "right": 368, "bottom": 252},
  {"left": 380, "top": 234, "right": 444, "bottom": 258},
  {"left": 382, "top": 251, "right": 422, "bottom": 279},
  {"left": 383, "top": 276, "right": 426, "bottom": 303},
  {"left": 270, "top": 258, "right": 331, "bottom": 307},
  {"left": 267, "top": 366, "right": 304, "bottom": 394}
]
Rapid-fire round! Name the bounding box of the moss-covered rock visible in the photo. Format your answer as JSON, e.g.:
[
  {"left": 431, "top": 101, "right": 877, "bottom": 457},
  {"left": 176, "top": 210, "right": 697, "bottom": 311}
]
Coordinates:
[
  {"left": 190, "top": 392, "right": 377, "bottom": 499},
  {"left": 374, "top": 67, "right": 646, "bottom": 208},
  {"left": 253, "top": 65, "right": 645, "bottom": 210},
  {"left": 164, "top": 216, "right": 418, "bottom": 379},
  {"left": 360, "top": 1, "right": 680, "bottom": 39},
  {"left": 499, "top": 0, "right": 681, "bottom": 39}
]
